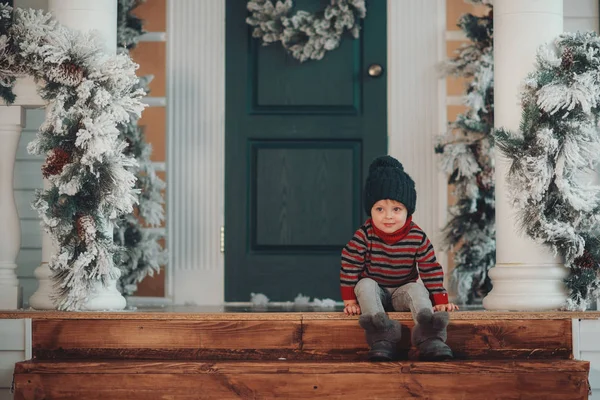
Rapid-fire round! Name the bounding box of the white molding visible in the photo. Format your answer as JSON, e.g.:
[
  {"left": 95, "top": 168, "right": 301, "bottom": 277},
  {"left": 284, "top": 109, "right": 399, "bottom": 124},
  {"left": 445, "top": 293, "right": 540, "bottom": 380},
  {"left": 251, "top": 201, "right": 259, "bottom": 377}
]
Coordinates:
[
  {"left": 445, "top": 30, "right": 467, "bottom": 41},
  {"left": 143, "top": 97, "right": 167, "bottom": 107},
  {"left": 140, "top": 32, "right": 166, "bottom": 42},
  {"left": 572, "top": 318, "right": 581, "bottom": 360},
  {"left": 24, "top": 319, "right": 32, "bottom": 360},
  {"left": 167, "top": 0, "right": 225, "bottom": 305}
]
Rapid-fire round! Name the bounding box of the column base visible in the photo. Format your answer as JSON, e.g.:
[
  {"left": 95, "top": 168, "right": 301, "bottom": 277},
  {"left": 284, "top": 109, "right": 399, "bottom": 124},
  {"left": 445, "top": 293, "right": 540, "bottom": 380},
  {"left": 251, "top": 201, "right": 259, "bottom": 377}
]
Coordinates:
[
  {"left": 80, "top": 274, "right": 127, "bottom": 311},
  {"left": 483, "top": 263, "right": 569, "bottom": 311},
  {"left": 30, "top": 264, "right": 127, "bottom": 311}
]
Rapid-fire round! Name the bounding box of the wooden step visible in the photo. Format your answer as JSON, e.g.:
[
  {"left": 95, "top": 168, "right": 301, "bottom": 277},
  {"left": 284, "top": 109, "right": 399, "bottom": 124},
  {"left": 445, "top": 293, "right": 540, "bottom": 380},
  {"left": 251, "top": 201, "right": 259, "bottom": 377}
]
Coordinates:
[
  {"left": 30, "top": 313, "right": 574, "bottom": 361},
  {"left": 13, "top": 359, "right": 590, "bottom": 400}
]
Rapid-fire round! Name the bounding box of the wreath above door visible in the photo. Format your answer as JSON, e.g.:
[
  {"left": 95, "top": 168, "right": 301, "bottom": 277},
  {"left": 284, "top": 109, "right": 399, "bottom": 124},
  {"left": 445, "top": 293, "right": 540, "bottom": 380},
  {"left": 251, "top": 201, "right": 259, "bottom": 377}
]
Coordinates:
[{"left": 246, "top": 0, "right": 366, "bottom": 62}]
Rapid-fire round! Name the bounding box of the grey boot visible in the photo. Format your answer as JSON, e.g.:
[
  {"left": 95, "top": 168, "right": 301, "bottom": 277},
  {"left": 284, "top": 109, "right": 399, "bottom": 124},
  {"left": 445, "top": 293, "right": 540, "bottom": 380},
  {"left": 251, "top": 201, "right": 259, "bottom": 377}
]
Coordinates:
[
  {"left": 411, "top": 308, "right": 453, "bottom": 361},
  {"left": 359, "top": 312, "right": 402, "bottom": 361}
]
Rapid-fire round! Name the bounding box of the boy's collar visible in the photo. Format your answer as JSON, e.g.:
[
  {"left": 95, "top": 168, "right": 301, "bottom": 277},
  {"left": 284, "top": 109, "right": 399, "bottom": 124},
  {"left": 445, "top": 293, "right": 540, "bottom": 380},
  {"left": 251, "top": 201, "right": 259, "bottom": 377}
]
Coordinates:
[{"left": 369, "top": 216, "right": 413, "bottom": 245}]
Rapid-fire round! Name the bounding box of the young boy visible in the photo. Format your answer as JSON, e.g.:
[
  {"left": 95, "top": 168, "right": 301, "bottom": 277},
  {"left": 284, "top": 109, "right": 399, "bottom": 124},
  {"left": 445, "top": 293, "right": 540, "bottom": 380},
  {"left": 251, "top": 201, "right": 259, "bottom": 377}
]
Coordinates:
[{"left": 340, "top": 155, "right": 458, "bottom": 361}]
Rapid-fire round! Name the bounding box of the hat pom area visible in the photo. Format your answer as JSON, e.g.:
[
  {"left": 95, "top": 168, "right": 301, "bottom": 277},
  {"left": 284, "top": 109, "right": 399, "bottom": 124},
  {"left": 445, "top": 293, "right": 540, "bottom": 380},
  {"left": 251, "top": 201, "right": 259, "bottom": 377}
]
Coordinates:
[{"left": 369, "top": 155, "right": 404, "bottom": 174}]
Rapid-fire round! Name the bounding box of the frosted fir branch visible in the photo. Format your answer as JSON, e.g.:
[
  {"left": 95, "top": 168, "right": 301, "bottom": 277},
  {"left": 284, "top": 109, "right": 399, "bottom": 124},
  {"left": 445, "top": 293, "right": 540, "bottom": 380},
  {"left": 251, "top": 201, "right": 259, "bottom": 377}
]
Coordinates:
[{"left": 246, "top": 0, "right": 366, "bottom": 62}]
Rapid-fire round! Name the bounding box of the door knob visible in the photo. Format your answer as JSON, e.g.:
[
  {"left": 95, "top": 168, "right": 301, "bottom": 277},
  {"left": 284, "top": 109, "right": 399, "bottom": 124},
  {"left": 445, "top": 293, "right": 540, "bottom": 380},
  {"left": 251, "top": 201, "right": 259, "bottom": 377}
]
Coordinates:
[{"left": 367, "top": 64, "right": 383, "bottom": 77}]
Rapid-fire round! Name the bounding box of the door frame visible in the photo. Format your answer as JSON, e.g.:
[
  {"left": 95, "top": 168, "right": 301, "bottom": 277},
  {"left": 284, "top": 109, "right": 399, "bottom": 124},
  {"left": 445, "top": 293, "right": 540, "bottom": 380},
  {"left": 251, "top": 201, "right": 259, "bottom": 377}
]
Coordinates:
[{"left": 165, "top": 0, "right": 448, "bottom": 306}]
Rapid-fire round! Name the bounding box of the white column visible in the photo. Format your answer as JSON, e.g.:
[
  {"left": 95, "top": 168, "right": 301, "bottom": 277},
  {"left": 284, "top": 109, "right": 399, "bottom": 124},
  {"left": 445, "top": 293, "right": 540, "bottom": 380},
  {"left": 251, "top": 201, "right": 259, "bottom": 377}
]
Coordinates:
[
  {"left": 483, "top": 0, "right": 568, "bottom": 311},
  {"left": 0, "top": 107, "right": 24, "bottom": 309},
  {"left": 48, "top": 0, "right": 117, "bottom": 55},
  {"left": 168, "top": 0, "right": 225, "bottom": 305},
  {"left": 30, "top": 0, "right": 125, "bottom": 310}
]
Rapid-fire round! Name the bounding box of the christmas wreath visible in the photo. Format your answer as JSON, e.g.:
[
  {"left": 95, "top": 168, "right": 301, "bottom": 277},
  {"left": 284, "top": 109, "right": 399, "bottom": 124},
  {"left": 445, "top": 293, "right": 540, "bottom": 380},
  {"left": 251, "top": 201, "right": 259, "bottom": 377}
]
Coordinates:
[
  {"left": 246, "top": 0, "right": 366, "bottom": 62},
  {"left": 0, "top": 5, "right": 145, "bottom": 310},
  {"left": 495, "top": 31, "right": 600, "bottom": 310}
]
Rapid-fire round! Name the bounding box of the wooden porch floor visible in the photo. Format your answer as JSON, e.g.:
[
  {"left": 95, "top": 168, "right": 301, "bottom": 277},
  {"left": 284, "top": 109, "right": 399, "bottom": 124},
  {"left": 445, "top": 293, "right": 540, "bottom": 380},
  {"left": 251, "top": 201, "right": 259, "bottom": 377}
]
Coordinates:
[{"left": 1, "top": 305, "right": 600, "bottom": 320}]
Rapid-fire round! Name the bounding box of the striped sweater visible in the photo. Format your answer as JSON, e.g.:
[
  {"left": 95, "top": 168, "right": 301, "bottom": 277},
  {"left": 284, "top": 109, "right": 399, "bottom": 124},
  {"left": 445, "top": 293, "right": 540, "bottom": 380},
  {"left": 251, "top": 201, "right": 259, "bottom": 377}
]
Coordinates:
[{"left": 340, "top": 219, "right": 448, "bottom": 306}]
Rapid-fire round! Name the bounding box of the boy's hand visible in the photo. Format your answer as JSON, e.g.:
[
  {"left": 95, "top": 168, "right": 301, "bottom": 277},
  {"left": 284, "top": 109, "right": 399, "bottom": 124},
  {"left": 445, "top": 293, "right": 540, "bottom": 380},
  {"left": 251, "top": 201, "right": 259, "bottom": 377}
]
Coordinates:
[
  {"left": 433, "top": 303, "right": 459, "bottom": 312},
  {"left": 343, "top": 300, "right": 361, "bottom": 316}
]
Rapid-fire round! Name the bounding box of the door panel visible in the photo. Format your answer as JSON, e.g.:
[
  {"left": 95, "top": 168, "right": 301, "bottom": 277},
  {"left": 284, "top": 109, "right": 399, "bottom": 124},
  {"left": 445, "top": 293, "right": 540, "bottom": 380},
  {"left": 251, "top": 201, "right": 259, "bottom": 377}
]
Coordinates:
[{"left": 225, "top": 0, "right": 387, "bottom": 301}]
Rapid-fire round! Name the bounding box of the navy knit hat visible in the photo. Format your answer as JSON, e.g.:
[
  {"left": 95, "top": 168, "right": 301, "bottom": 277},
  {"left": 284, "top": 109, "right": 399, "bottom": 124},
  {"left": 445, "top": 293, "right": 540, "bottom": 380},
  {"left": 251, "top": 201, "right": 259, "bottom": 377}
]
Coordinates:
[{"left": 364, "top": 155, "right": 417, "bottom": 216}]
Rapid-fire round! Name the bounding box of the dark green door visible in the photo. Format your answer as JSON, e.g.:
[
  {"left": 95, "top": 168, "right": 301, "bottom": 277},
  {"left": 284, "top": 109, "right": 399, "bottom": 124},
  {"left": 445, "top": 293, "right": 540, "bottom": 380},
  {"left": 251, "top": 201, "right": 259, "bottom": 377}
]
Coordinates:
[{"left": 225, "top": 0, "right": 387, "bottom": 301}]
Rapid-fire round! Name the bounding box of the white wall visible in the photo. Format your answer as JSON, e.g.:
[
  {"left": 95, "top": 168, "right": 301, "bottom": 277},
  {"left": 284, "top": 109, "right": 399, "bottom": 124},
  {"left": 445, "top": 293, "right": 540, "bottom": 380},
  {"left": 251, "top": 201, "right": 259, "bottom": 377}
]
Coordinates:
[
  {"left": 574, "top": 319, "right": 600, "bottom": 399},
  {"left": 564, "top": 0, "right": 599, "bottom": 32},
  {"left": 0, "top": 319, "right": 30, "bottom": 400}
]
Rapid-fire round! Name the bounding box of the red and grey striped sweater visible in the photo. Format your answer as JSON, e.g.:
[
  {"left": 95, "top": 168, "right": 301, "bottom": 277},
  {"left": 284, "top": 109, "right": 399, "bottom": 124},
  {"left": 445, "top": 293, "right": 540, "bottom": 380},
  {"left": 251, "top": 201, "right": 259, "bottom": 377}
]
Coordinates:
[{"left": 340, "top": 218, "right": 448, "bottom": 306}]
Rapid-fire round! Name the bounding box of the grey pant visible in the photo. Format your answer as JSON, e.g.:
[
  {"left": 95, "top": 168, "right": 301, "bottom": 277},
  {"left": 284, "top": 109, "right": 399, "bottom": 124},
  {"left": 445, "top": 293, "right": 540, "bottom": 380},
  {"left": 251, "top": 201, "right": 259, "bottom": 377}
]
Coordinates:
[{"left": 354, "top": 278, "right": 433, "bottom": 323}]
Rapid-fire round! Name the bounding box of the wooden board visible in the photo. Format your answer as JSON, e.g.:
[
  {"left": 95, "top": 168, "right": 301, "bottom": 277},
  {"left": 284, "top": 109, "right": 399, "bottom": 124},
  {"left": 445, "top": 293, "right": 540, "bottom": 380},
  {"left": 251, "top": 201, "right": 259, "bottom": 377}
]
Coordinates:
[
  {"left": 300, "top": 319, "right": 573, "bottom": 360},
  {"left": 33, "top": 319, "right": 302, "bottom": 360},
  {"left": 13, "top": 360, "right": 590, "bottom": 400},
  {"left": 31, "top": 318, "right": 573, "bottom": 360}
]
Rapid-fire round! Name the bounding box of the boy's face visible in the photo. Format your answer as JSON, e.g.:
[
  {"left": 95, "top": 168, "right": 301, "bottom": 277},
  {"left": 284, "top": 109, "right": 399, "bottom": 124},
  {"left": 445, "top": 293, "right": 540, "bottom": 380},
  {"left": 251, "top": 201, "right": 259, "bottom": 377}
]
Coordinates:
[{"left": 370, "top": 199, "right": 408, "bottom": 234}]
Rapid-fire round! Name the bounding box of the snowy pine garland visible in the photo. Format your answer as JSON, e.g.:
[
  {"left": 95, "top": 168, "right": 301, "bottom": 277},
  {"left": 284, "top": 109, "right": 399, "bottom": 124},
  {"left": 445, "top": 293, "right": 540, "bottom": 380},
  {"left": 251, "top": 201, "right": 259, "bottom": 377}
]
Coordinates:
[
  {"left": 246, "top": 0, "right": 366, "bottom": 62},
  {"left": 115, "top": 0, "right": 166, "bottom": 295},
  {"left": 0, "top": 5, "right": 145, "bottom": 310},
  {"left": 436, "top": 0, "right": 495, "bottom": 304},
  {"left": 495, "top": 31, "right": 600, "bottom": 310}
]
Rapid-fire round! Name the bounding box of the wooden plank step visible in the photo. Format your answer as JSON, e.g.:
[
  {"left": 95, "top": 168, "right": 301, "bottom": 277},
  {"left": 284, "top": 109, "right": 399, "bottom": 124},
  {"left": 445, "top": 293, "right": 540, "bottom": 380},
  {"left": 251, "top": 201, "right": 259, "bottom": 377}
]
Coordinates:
[
  {"left": 13, "top": 359, "right": 591, "bottom": 399},
  {"left": 31, "top": 317, "right": 574, "bottom": 360}
]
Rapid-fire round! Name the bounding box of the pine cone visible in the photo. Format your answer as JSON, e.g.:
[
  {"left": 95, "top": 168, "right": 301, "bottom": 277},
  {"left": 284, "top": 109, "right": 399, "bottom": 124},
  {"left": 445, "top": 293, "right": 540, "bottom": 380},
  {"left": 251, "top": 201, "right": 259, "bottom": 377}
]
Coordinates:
[
  {"left": 574, "top": 251, "right": 596, "bottom": 270},
  {"left": 76, "top": 215, "right": 97, "bottom": 243},
  {"left": 42, "top": 148, "right": 70, "bottom": 178},
  {"left": 58, "top": 195, "right": 69, "bottom": 206},
  {"left": 47, "top": 62, "right": 84, "bottom": 86},
  {"left": 561, "top": 48, "right": 574, "bottom": 70}
]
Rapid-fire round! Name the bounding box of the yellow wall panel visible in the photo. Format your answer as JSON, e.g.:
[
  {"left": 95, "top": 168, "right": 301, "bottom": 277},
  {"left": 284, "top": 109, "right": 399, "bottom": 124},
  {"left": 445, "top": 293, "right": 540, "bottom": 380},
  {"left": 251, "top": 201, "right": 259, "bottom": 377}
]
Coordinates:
[
  {"left": 447, "top": 105, "right": 468, "bottom": 122},
  {"left": 139, "top": 106, "right": 166, "bottom": 162},
  {"left": 130, "top": 42, "right": 166, "bottom": 98},
  {"left": 447, "top": 0, "right": 490, "bottom": 31},
  {"left": 133, "top": 0, "right": 166, "bottom": 32},
  {"left": 446, "top": 0, "right": 472, "bottom": 30},
  {"left": 135, "top": 267, "right": 165, "bottom": 297}
]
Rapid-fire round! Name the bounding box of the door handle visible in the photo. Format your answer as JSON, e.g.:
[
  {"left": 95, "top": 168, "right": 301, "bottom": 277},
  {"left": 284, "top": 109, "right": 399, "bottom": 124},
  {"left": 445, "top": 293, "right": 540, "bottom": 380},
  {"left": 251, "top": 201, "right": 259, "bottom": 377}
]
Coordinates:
[{"left": 367, "top": 64, "right": 384, "bottom": 78}]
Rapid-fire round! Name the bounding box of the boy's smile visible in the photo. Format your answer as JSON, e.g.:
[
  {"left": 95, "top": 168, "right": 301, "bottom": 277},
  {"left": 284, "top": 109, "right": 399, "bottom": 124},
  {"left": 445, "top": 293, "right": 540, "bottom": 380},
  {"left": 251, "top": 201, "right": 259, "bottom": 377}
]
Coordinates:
[{"left": 370, "top": 199, "right": 408, "bottom": 234}]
